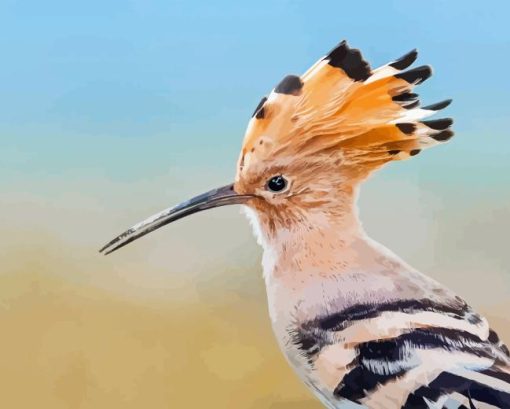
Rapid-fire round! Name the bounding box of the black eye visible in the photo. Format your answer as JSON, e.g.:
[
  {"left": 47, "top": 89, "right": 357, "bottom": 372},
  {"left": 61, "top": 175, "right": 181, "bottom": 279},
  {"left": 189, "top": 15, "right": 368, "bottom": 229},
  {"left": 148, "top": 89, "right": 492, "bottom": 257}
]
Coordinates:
[{"left": 266, "top": 175, "right": 288, "bottom": 193}]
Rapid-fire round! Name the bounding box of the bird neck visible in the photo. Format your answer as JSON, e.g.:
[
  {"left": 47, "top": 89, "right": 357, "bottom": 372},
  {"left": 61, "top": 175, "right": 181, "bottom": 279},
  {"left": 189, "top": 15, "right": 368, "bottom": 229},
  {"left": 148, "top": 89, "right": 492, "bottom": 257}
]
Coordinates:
[{"left": 245, "top": 187, "right": 378, "bottom": 280}]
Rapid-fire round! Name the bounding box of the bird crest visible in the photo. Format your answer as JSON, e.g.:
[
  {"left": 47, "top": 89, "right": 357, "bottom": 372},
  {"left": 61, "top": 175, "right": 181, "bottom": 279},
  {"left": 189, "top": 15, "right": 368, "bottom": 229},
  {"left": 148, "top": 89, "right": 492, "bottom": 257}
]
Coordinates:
[{"left": 237, "top": 40, "right": 453, "bottom": 182}]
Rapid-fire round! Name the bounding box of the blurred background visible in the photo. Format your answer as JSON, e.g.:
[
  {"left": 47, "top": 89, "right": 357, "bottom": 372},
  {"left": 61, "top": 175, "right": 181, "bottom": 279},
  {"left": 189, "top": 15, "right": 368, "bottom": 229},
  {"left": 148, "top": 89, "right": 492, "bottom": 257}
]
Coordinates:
[{"left": 1, "top": 1, "right": 509, "bottom": 408}]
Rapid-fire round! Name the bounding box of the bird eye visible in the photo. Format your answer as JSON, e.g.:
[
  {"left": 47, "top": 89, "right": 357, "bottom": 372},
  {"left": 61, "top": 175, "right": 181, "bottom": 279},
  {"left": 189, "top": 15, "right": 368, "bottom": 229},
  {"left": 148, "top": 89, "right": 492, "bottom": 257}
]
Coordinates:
[{"left": 266, "top": 175, "right": 288, "bottom": 193}]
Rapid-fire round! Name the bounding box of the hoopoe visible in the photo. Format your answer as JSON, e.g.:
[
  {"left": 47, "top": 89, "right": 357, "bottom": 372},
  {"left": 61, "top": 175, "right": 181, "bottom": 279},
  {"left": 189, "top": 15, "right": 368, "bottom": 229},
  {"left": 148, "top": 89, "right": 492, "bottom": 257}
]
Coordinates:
[{"left": 100, "top": 41, "right": 510, "bottom": 408}]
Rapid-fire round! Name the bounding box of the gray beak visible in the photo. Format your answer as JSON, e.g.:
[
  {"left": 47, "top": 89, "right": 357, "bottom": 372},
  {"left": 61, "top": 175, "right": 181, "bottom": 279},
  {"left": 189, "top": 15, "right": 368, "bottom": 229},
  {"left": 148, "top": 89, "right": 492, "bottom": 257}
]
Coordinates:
[{"left": 99, "top": 183, "right": 251, "bottom": 255}]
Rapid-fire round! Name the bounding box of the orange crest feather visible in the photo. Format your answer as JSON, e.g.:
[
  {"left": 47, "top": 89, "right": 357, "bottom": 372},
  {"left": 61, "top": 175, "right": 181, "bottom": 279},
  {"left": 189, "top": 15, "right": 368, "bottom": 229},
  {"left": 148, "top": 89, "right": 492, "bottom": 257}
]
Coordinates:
[{"left": 238, "top": 41, "right": 453, "bottom": 178}]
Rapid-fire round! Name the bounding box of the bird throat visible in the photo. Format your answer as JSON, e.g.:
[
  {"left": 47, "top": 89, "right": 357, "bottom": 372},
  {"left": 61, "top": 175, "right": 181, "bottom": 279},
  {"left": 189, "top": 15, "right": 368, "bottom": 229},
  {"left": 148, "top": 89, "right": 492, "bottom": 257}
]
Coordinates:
[{"left": 242, "top": 200, "right": 366, "bottom": 281}]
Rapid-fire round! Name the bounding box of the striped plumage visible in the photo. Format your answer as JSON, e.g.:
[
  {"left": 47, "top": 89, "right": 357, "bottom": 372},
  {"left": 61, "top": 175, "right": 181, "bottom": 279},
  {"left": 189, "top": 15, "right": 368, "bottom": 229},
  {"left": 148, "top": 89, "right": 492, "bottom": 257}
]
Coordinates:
[
  {"left": 259, "top": 233, "right": 510, "bottom": 408},
  {"left": 289, "top": 281, "right": 510, "bottom": 408},
  {"left": 100, "top": 40, "right": 509, "bottom": 408}
]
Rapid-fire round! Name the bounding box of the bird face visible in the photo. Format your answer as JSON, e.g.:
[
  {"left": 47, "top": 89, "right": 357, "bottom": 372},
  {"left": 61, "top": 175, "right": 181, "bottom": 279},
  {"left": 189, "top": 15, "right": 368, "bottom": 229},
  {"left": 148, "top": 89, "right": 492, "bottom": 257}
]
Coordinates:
[{"left": 233, "top": 152, "right": 356, "bottom": 235}]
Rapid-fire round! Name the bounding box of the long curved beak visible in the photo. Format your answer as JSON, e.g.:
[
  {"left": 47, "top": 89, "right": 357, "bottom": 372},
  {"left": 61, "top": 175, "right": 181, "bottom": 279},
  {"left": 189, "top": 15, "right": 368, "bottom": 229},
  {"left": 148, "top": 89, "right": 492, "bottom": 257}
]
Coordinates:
[{"left": 99, "top": 183, "right": 251, "bottom": 255}]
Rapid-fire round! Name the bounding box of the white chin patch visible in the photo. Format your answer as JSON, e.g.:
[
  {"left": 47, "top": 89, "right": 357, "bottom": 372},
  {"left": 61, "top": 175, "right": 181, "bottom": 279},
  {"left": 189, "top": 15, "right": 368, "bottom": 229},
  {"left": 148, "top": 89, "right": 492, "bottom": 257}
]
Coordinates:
[{"left": 240, "top": 205, "right": 266, "bottom": 248}]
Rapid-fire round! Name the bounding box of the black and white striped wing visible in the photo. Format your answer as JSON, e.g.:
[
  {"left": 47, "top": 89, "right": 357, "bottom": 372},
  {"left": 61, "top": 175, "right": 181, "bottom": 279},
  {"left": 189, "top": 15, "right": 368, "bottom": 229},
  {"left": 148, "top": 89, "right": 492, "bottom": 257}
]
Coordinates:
[
  {"left": 292, "top": 298, "right": 510, "bottom": 408},
  {"left": 405, "top": 367, "right": 510, "bottom": 408}
]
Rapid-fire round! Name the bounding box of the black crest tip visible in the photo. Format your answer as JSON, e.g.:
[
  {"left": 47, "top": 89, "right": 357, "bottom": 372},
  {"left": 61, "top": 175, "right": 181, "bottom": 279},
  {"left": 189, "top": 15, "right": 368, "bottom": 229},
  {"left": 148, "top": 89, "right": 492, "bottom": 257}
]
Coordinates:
[
  {"left": 395, "top": 123, "right": 417, "bottom": 135},
  {"left": 431, "top": 129, "right": 455, "bottom": 142},
  {"left": 422, "top": 99, "right": 452, "bottom": 111},
  {"left": 325, "top": 40, "right": 348, "bottom": 62},
  {"left": 389, "top": 49, "right": 418, "bottom": 70},
  {"left": 403, "top": 100, "right": 420, "bottom": 110},
  {"left": 392, "top": 92, "right": 418, "bottom": 103},
  {"left": 422, "top": 118, "right": 453, "bottom": 130},
  {"left": 256, "top": 107, "right": 265, "bottom": 119},
  {"left": 325, "top": 40, "right": 371, "bottom": 82},
  {"left": 252, "top": 96, "right": 267, "bottom": 118},
  {"left": 395, "top": 65, "right": 432, "bottom": 85},
  {"left": 274, "top": 75, "right": 303, "bottom": 95}
]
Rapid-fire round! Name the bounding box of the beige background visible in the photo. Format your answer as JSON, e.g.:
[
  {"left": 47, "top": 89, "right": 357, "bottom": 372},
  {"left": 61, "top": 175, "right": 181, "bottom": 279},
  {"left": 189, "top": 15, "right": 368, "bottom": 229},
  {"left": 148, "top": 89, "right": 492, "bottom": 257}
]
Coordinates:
[{"left": 1, "top": 161, "right": 509, "bottom": 408}]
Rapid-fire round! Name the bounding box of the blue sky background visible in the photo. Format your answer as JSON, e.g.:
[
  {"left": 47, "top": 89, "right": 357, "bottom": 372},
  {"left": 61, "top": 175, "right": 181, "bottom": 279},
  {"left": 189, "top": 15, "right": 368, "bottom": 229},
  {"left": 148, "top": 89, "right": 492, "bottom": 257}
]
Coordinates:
[
  {"left": 0, "top": 3, "right": 509, "bottom": 408},
  {"left": 1, "top": 0, "right": 509, "bottom": 186}
]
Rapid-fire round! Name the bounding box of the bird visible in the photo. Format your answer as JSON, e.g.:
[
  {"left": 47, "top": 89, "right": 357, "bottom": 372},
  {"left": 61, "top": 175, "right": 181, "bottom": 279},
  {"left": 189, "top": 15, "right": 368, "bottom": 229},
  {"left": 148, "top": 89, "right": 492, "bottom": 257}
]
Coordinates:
[{"left": 100, "top": 40, "right": 510, "bottom": 408}]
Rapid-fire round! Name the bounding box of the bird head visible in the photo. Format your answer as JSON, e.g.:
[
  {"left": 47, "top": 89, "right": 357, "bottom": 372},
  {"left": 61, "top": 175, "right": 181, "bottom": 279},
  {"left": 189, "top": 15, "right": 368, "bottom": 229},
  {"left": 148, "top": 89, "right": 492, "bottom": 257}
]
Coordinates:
[
  {"left": 100, "top": 41, "right": 453, "bottom": 255},
  {"left": 233, "top": 130, "right": 355, "bottom": 238}
]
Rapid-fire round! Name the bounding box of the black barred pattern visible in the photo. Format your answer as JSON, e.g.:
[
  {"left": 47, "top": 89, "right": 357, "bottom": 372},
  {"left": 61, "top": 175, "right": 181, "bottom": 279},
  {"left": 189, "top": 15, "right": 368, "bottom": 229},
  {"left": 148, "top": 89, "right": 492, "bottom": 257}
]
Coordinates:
[
  {"left": 403, "top": 371, "right": 510, "bottom": 408},
  {"left": 334, "top": 328, "right": 510, "bottom": 405},
  {"left": 315, "top": 298, "right": 482, "bottom": 332},
  {"left": 324, "top": 40, "right": 371, "bottom": 81},
  {"left": 366, "top": 327, "right": 495, "bottom": 358},
  {"left": 290, "top": 328, "right": 324, "bottom": 363},
  {"left": 290, "top": 299, "right": 509, "bottom": 406},
  {"left": 481, "top": 368, "right": 510, "bottom": 385},
  {"left": 488, "top": 329, "right": 510, "bottom": 357},
  {"left": 292, "top": 298, "right": 484, "bottom": 362},
  {"left": 333, "top": 327, "right": 498, "bottom": 403},
  {"left": 334, "top": 365, "right": 407, "bottom": 402}
]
